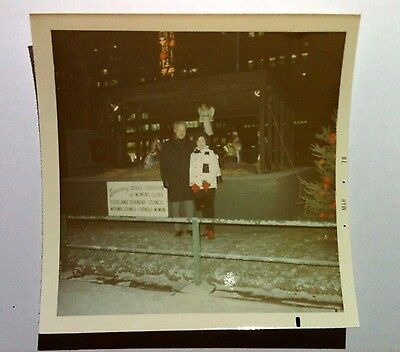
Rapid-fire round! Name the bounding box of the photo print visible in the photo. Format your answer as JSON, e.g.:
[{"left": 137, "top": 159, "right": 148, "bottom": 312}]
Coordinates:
[{"left": 30, "top": 14, "right": 359, "bottom": 334}]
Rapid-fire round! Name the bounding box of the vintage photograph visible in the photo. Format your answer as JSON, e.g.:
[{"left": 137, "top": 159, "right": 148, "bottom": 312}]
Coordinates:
[
  {"left": 31, "top": 14, "right": 359, "bottom": 332},
  {"left": 54, "top": 29, "right": 345, "bottom": 316}
]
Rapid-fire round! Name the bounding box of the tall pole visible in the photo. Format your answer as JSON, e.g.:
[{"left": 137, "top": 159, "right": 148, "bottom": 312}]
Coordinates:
[
  {"left": 266, "top": 95, "right": 274, "bottom": 170},
  {"left": 192, "top": 218, "right": 201, "bottom": 286},
  {"left": 258, "top": 88, "right": 266, "bottom": 173},
  {"left": 236, "top": 32, "right": 240, "bottom": 72}
]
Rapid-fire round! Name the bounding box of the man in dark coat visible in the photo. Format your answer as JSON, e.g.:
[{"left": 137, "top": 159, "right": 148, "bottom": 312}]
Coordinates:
[{"left": 160, "top": 121, "right": 195, "bottom": 236}]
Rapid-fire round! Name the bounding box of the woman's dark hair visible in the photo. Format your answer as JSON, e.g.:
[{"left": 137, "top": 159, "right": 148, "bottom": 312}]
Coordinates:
[{"left": 195, "top": 132, "right": 209, "bottom": 144}]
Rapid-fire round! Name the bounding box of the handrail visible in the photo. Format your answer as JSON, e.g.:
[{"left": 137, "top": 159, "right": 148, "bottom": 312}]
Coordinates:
[
  {"left": 65, "top": 214, "right": 336, "bottom": 228},
  {"left": 67, "top": 243, "right": 339, "bottom": 268},
  {"left": 61, "top": 214, "right": 339, "bottom": 287}
]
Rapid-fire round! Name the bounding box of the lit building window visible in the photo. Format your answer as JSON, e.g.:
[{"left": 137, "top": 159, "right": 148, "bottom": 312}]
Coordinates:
[
  {"left": 102, "top": 69, "right": 108, "bottom": 75},
  {"left": 302, "top": 52, "right": 309, "bottom": 57},
  {"left": 248, "top": 59, "right": 254, "bottom": 70},
  {"left": 302, "top": 72, "right": 307, "bottom": 76},
  {"left": 186, "top": 120, "right": 199, "bottom": 128}
]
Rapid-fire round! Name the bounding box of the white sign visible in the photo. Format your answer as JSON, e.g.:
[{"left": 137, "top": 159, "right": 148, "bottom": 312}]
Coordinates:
[{"left": 107, "top": 181, "right": 168, "bottom": 217}]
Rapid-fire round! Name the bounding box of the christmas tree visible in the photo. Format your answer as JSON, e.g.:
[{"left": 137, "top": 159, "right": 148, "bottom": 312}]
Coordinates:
[{"left": 300, "top": 112, "right": 337, "bottom": 221}]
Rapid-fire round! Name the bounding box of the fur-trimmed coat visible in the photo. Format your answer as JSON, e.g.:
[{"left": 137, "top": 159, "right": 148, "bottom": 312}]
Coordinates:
[{"left": 189, "top": 146, "right": 221, "bottom": 189}]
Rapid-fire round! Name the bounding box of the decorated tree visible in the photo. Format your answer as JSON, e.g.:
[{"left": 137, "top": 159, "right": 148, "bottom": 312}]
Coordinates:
[{"left": 300, "top": 112, "right": 337, "bottom": 220}]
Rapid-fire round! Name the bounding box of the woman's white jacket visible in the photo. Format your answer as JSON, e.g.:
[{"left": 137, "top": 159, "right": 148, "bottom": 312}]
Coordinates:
[{"left": 189, "top": 146, "right": 221, "bottom": 189}]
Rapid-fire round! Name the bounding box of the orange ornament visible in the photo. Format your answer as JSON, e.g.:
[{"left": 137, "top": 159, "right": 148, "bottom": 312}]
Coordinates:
[
  {"left": 322, "top": 182, "right": 330, "bottom": 190},
  {"left": 318, "top": 159, "right": 326, "bottom": 165},
  {"left": 169, "top": 39, "right": 176, "bottom": 47},
  {"left": 160, "top": 51, "right": 168, "bottom": 60},
  {"left": 319, "top": 212, "right": 327, "bottom": 219},
  {"left": 328, "top": 133, "right": 336, "bottom": 145},
  {"left": 330, "top": 201, "right": 336, "bottom": 210},
  {"left": 322, "top": 176, "right": 331, "bottom": 184}
]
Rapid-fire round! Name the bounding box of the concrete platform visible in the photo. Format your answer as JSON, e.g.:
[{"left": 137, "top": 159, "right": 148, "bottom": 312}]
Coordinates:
[{"left": 61, "top": 167, "right": 314, "bottom": 220}]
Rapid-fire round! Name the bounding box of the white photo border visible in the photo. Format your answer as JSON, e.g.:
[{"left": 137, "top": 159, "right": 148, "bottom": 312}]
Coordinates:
[{"left": 30, "top": 13, "right": 360, "bottom": 334}]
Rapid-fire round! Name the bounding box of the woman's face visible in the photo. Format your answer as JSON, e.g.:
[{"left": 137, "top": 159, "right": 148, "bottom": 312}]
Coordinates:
[{"left": 196, "top": 136, "right": 206, "bottom": 149}]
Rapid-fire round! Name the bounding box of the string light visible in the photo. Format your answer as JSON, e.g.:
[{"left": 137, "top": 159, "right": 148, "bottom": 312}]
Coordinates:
[{"left": 158, "top": 31, "right": 175, "bottom": 78}]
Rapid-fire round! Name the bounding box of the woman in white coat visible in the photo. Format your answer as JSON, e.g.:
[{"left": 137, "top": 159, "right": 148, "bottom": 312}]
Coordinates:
[{"left": 189, "top": 133, "right": 222, "bottom": 239}]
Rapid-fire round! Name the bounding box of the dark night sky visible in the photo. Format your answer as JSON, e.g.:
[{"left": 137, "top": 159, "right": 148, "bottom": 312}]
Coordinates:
[
  {"left": 52, "top": 31, "right": 345, "bottom": 127},
  {"left": 52, "top": 30, "right": 345, "bottom": 170}
]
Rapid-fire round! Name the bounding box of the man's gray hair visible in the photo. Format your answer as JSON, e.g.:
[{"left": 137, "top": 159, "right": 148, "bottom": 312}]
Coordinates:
[{"left": 173, "top": 121, "right": 187, "bottom": 129}]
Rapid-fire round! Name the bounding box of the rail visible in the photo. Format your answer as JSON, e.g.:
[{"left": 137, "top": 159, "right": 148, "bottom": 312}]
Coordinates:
[{"left": 60, "top": 215, "right": 338, "bottom": 286}]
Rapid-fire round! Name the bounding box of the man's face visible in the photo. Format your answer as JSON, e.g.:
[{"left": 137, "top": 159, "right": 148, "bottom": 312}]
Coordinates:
[{"left": 174, "top": 123, "right": 187, "bottom": 139}]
